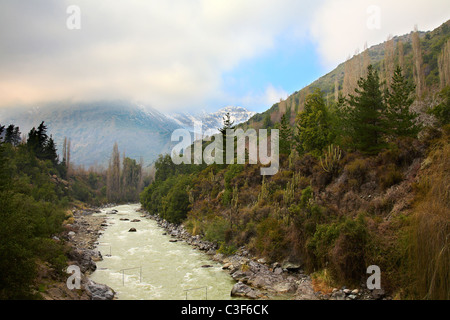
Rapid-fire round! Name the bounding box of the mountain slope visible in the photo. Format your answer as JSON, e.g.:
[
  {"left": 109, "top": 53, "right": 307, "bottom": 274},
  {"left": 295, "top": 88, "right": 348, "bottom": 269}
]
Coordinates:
[
  {"left": 168, "top": 106, "right": 256, "bottom": 135},
  {"left": 0, "top": 101, "right": 181, "bottom": 167},
  {"left": 0, "top": 102, "right": 256, "bottom": 167},
  {"left": 242, "top": 20, "right": 450, "bottom": 129}
]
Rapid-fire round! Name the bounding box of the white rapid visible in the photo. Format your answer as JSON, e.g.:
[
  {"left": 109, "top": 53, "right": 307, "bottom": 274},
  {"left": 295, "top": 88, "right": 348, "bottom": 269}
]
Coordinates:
[{"left": 89, "top": 204, "right": 238, "bottom": 300}]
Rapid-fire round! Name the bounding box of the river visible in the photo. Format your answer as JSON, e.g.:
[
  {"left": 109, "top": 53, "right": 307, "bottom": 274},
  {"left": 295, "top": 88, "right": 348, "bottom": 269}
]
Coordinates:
[{"left": 89, "top": 204, "right": 238, "bottom": 300}]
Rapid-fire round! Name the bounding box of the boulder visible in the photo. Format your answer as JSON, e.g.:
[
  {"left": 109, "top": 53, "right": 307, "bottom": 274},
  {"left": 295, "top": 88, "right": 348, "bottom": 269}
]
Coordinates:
[
  {"left": 371, "top": 288, "right": 385, "bottom": 300},
  {"left": 67, "top": 249, "right": 97, "bottom": 273},
  {"left": 86, "top": 280, "right": 115, "bottom": 300},
  {"left": 131, "top": 219, "right": 141, "bottom": 222},
  {"left": 128, "top": 228, "right": 137, "bottom": 232},
  {"left": 231, "top": 282, "right": 262, "bottom": 299},
  {"left": 281, "top": 260, "right": 302, "bottom": 272}
]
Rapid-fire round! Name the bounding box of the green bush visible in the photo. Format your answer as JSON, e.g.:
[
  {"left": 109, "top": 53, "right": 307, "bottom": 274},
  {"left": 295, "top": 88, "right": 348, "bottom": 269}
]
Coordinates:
[{"left": 307, "top": 214, "right": 370, "bottom": 285}]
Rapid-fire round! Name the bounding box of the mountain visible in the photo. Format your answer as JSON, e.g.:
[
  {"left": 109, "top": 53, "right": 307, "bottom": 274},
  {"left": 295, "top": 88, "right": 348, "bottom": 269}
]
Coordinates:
[
  {"left": 0, "top": 101, "right": 181, "bottom": 168},
  {"left": 243, "top": 20, "right": 450, "bottom": 128},
  {"left": 167, "top": 106, "right": 256, "bottom": 135},
  {"left": 0, "top": 102, "right": 256, "bottom": 168}
]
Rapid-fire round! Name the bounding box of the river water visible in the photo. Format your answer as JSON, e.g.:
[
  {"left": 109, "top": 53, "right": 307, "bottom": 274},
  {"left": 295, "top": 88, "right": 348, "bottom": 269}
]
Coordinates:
[{"left": 89, "top": 204, "right": 238, "bottom": 300}]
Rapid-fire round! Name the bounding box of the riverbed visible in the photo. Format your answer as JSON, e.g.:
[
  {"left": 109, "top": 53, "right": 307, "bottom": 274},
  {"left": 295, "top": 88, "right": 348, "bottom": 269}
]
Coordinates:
[{"left": 89, "top": 204, "right": 238, "bottom": 300}]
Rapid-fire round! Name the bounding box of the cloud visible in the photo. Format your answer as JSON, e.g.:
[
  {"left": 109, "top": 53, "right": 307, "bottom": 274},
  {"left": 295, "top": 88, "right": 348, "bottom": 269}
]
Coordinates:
[
  {"left": 0, "top": 0, "right": 313, "bottom": 110},
  {"left": 0, "top": 0, "right": 448, "bottom": 111},
  {"left": 310, "top": 0, "right": 450, "bottom": 69},
  {"left": 240, "top": 84, "right": 289, "bottom": 108}
]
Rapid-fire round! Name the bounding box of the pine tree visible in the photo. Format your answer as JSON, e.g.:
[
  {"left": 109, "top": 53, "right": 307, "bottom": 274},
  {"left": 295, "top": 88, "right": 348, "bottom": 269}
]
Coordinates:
[
  {"left": 279, "top": 112, "right": 292, "bottom": 155},
  {"left": 386, "top": 66, "right": 421, "bottom": 138},
  {"left": 295, "top": 88, "right": 333, "bottom": 156},
  {"left": 262, "top": 113, "right": 272, "bottom": 128},
  {"left": 218, "top": 112, "right": 236, "bottom": 164},
  {"left": 0, "top": 124, "right": 4, "bottom": 144},
  {"left": 43, "top": 135, "right": 58, "bottom": 164},
  {"left": 345, "top": 65, "right": 388, "bottom": 154},
  {"left": 4, "top": 125, "right": 21, "bottom": 146},
  {"left": 27, "top": 121, "right": 49, "bottom": 159}
]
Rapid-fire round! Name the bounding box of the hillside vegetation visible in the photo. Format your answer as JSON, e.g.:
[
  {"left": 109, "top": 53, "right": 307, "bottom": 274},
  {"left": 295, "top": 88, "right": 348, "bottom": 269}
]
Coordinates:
[
  {"left": 140, "top": 21, "right": 450, "bottom": 299},
  {"left": 0, "top": 121, "right": 148, "bottom": 299}
]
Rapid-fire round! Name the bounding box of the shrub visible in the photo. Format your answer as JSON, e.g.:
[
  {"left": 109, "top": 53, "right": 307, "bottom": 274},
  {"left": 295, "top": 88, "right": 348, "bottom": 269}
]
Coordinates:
[
  {"left": 254, "top": 217, "right": 288, "bottom": 262},
  {"left": 379, "top": 164, "right": 404, "bottom": 190},
  {"left": 344, "top": 158, "right": 370, "bottom": 190},
  {"left": 307, "top": 214, "right": 370, "bottom": 285},
  {"left": 203, "top": 217, "right": 230, "bottom": 245}
]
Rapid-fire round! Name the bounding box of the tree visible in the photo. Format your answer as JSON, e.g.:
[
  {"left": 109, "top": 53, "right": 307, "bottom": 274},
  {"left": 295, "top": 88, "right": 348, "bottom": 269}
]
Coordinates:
[
  {"left": 4, "top": 124, "right": 21, "bottom": 146},
  {"left": 295, "top": 88, "right": 334, "bottom": 156},
  {"left": 218, "top": 112, "right": 236, "bottom": 164},
  {"left": 278, "top": 112, "right": 292, "bottom": 155},
  {"left": 27, "top": 121, "right": 49, "bottom": 160},
  {"left": 343, "top": 65, "right": 388, "bottom": 154},
  {"left": 121, "top": 157, "right": 142, "bottom": 202},
  {"left": 438, "top": 39, "right": 450, "bottom": 89},
  {"left": 106, "top": 142, "right": 121, "bottom": 202},
  {"left": 428, "top": 86, "right": 450, "bottom": 126},
  {"left": 385, "top": 35, "right": 395, "bottom": 88},
  {"left": 412, "top": 27, "right": 425, "bottom": 98},
  {"left": 262, "top": 113, "right": 272, "bottom": 128},
  {"left": 385, "top": 66, "right": 421, "bottom": 138},
  {"left": 0, "top": 124, "right": 4, "bottom": 144},
  {"left": 43, "top": 135, "right": 58, "bottom": 164}
]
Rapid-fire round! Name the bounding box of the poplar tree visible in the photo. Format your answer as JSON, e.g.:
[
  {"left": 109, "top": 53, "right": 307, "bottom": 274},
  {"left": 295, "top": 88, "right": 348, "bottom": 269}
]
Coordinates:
[{"left": 412, "top": 27, "right": 425, "bottom": 98}]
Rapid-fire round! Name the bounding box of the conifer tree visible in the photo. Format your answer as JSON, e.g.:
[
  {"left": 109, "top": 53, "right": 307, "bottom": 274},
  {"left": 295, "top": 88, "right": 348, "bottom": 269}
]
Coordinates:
[
  {"left": 4, "top": 125, "right": 21, "bottom": 146},
  {"left": 0, "top": 124, "right": 4, "bottom": 144},
  {"left": 344, "top": 65, "right": 388, "bottom": 154},
  {"left": 385, "top": 66, "right": 421, "bottom": 138},
  {"left": 218, "top": 112, "right": 235, "bottom": 164},
  {"left": 295, "top": 88, "right": 333, "bottom": 156},
  {"left": 43, "top": 135, "right": 58, "bottom": 164},
  {"left": 279, "top": 112, "right": 292, "bottom": 156}
]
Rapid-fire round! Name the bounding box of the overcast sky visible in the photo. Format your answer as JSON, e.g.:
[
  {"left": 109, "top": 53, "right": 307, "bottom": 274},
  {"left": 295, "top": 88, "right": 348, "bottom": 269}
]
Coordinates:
[{"left": 0, "top": 0, "right": 449, "bottom": 113}]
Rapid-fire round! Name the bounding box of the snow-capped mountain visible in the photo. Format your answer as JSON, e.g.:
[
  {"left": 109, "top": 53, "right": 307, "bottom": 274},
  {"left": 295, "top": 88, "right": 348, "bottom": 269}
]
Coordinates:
[
  {"left": 0, "top": 102, "right": 256, "bottom": 167},
  {"left": 168, "top": 106, "right": 256, "bottom": 135}
]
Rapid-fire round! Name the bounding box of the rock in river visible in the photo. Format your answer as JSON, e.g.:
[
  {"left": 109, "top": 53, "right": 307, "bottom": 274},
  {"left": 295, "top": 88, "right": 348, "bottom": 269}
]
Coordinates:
[
  {"left": 128, "top": 228, "right": 137, "bottom": 232},
  {"left": 231, "top": 282, "right": 263, "bottom": 299}
]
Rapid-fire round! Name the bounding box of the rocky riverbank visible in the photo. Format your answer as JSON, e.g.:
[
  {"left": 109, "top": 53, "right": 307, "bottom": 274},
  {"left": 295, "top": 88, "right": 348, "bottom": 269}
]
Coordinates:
[
  {"left": 38, "top": 205, "right": 116, "bottom": 300},
  {"left": 138, "top": 207, "right": 389, "bottom": 301}
]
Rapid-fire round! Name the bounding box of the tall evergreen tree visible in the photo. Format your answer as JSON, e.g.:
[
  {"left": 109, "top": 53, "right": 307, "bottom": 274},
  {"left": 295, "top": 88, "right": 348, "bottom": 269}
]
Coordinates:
[
  {"left": 344, "top": 65, "right": 388, "bottom": 154},
  {"left": 295, "top": 88, "right": 334, "bottom": 156},
  {"left": 5, "top": 124, "right": 21, "bottom": 146},
  {"left": 218, "top": 112, "right": 236, "bottom": 164},
  {"left": 43, "top": 135, "right": 58, "bottom": 164},
  {"left": 0, "top": 125, "right": 4, "bottom": 145},
  {"left": 385, "top": 66, "right": 421, "bottom": 138},
  {"left": 279, "top": 112, "right": 292, "bottom": 155},
  {"left": 27, "top": 121, "right": 49, "bottom": 159}
]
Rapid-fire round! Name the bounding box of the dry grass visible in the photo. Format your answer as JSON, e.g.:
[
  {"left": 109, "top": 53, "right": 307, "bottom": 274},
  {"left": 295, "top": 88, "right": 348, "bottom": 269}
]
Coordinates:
[
  {"left": 311, "top": 269, "right": 335, "bottom": 294},
  {"left": 410, "top": 140, "right": 450, "bottom": 299}
]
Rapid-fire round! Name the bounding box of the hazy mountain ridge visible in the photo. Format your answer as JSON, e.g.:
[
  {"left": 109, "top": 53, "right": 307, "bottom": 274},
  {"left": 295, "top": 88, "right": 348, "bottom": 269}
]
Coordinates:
[
  {"left": 167, "top": 106, "right": 256, "bottom": 134},
  {"left": 0, "top": 102, "right": 256, "bottom": 167}
]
